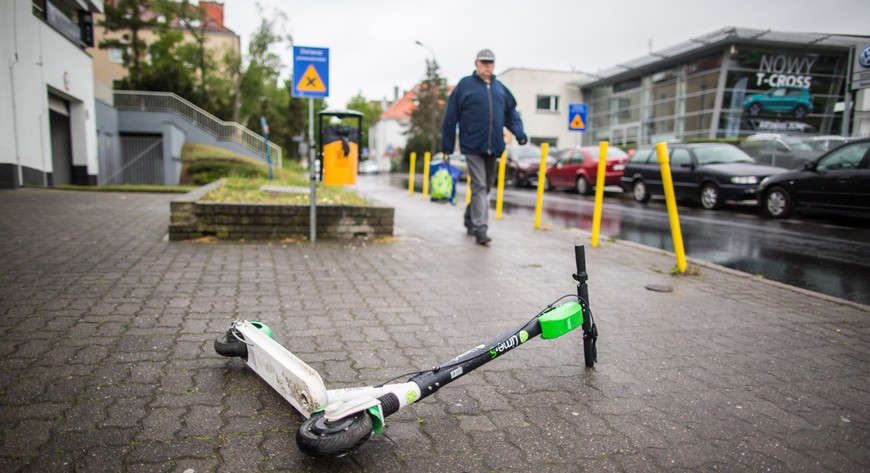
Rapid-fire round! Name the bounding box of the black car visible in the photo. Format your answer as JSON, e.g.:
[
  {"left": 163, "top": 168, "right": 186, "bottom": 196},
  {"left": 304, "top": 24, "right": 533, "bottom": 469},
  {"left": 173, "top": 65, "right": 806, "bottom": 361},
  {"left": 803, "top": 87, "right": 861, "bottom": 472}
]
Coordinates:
[
  {"left": 620, "top": 143, "right": 786, "bottom": 210},
  {"left": 758, "top": 138, "right": 870, "bottom": 219}
]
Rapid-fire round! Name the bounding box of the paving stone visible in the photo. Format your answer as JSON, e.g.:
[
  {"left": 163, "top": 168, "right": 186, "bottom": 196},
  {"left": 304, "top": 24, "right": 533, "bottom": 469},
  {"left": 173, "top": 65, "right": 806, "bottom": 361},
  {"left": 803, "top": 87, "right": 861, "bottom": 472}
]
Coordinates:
[{"left": 0, "top": 184, "right": 868, "bottom": 471}]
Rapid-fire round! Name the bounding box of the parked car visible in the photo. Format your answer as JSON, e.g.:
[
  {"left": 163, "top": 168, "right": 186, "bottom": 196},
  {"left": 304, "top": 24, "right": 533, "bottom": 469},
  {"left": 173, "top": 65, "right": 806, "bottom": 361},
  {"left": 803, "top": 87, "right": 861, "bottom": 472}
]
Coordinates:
[
  {"left": 620, "top": 143, "right": 787, "bottom": 210},
  {"left": 804, "top": 135, "right": 849, "bottom": 152},
  {"left": 545, "top": 146, "right": 629, "bottom": 195},
  {"left": 741, "top": 133, "right": 825, "bottom": 169},
  {"left": 501, "top": 144, "right": 556, "bottom": 188},
  {"left": 358, "top": 159, "right": 380, "bottom": 174},
  {"left": 743, "top": 86, "right": 813, "bottom": 119},
  {"left": 758, "top": 138, "right": 870, "bottom": 219}
]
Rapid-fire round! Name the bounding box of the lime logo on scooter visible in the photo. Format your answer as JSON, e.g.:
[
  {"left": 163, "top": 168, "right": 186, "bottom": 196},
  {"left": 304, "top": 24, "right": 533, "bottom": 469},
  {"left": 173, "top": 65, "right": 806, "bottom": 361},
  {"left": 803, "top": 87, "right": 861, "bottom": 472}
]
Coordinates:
[
  {"left": 489, "top": 331, "right": 530, "bottom": 359},
  {"left": 406, "top": 391, "right": 417, "bottom": 404}
]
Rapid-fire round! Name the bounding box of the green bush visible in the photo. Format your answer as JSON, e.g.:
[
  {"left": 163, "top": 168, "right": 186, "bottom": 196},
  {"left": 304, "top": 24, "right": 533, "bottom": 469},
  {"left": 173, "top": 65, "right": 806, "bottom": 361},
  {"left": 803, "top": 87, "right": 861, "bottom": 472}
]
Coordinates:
[{"left": 186, "top": 158, "right": 268, "bottom": 185}]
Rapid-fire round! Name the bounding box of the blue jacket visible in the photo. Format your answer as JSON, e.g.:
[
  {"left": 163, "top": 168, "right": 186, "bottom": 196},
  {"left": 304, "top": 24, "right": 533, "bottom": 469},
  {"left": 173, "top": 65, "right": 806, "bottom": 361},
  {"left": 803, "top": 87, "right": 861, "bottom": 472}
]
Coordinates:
[{"left": 441, "top": 72, "right": 527, "bottom": 156}]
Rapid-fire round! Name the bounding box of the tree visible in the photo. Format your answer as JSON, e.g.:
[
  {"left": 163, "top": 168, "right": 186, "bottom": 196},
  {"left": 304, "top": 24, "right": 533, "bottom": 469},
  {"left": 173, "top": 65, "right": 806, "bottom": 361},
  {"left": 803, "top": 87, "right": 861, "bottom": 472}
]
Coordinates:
[
  {"left": 404, "top": 58, "right": 448, "bottom": 168},
  {"left": 346, "top": 92, "right": 382, "bottom": 158},
  {"left": 99, "top": 0, "right": 165, "bottom": 82},
  {"left": 164, "top": 0, "right": 239, "bottom": 119},
  {"left": 116, "top": 29, "right": 195, "bottom": 98}
]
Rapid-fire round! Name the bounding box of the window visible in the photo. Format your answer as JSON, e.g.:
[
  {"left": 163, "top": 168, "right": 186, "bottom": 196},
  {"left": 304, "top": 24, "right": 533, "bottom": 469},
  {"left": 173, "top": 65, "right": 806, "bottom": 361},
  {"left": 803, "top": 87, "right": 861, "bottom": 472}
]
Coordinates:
[
  {"left": 670, "top": 148, "right": 692, "bottom": 167},
  {"left": 108, "top": 47, "right": 124, "bottom": 64},
  {"left": 629, "top": 148, "right": 655, "bottom": 164},
  {"left": 816, "top": 142, "right": 869, "bottom": 171},
  {"left": 536, "top": 95, "right": 559, "bottom": 112}
]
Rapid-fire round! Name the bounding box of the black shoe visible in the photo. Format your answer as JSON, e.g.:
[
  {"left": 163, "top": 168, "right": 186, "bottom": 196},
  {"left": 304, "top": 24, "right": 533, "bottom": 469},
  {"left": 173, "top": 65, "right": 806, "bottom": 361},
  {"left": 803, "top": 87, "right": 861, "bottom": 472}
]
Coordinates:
[
  {"left": 475, "top": 233, "right": 491, "bottom": 245},
  {"left": 466, "top": 228, "right": 475, "bottom": 236}
]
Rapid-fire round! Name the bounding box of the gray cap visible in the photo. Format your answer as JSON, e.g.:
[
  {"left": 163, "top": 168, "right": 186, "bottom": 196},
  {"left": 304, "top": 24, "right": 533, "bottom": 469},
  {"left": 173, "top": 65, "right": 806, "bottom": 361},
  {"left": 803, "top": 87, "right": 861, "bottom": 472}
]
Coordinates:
[{"left": 476, "top": 49, "right": 495, "bottom": 61}]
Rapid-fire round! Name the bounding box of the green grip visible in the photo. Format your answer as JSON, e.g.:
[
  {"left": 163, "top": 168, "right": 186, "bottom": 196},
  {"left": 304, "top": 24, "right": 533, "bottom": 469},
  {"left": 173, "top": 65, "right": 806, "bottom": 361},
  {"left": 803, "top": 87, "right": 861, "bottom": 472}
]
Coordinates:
[{"left": 538, "top": 301, "right": 583, "bottom": 339}]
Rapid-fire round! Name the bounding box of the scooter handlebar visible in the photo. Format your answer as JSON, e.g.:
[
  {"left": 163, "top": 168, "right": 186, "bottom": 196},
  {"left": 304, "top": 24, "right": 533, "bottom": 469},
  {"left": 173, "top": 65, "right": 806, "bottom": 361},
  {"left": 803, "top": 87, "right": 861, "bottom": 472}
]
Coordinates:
[{"left": 573, "top": 244, "right": 588, "bottom": 283}]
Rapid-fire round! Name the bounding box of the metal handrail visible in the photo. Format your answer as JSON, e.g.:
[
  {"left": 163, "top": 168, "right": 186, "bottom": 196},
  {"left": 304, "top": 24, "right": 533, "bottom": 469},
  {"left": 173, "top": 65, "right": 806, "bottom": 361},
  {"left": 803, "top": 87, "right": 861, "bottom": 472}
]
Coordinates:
[{"left": 113, "top": 90, "right": 283, "bottom": 166}]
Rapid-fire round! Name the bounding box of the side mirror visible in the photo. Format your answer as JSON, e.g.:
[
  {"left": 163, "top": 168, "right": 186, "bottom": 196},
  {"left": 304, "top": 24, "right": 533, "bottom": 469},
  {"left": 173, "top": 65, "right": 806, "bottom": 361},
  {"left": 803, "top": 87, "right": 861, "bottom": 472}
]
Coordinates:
[{"left": 803, "top": 161, "right": 815, "bottom": 171}]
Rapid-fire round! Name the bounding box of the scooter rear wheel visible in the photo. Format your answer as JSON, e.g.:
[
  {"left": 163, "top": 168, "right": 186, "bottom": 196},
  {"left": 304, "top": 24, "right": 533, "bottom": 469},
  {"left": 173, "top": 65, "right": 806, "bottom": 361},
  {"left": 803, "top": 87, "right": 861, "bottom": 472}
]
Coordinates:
[
  {"left": 214, "top": 330, "right": 248, "bottom": 358},
  {"left": 296, "top": 411, "right": 373, "bottom": 458}
]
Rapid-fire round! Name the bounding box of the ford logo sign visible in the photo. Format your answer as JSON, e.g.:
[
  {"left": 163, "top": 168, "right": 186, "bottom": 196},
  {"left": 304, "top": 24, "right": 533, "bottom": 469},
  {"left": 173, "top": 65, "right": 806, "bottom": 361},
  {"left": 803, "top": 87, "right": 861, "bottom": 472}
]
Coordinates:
[{"left": 860, "top": 45, "right": 870, "bottom": 68}]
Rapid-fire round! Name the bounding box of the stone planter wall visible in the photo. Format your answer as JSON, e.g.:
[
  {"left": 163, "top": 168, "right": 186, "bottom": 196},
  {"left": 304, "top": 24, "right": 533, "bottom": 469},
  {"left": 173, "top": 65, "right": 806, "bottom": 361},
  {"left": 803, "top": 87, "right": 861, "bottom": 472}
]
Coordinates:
[{"left": 169, "top": 179, "right": 394, "bottom": 241}]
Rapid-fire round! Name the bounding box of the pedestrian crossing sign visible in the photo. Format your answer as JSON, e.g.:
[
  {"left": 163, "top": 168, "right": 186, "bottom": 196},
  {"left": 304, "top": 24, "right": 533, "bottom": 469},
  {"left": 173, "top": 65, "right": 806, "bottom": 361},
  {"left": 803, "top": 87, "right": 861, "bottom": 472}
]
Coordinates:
[
  {"left": 568, "top": 103, "right": 587, "bottom": 132},
  {"left": 296, "top": 64, "right": 326, "bottom": 93},
  {"left": 292, "top": 46, "right": 329, "bottom": 98}
]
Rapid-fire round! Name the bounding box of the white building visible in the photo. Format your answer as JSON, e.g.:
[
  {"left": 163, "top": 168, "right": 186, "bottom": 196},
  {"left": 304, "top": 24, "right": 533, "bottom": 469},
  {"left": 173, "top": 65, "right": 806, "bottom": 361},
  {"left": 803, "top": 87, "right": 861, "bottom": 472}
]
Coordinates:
[
  {"left": 1, "top": 0, "right": 103, "bottom": 189},
  {"left": 369, "top": 88, "right": 416, "bottom": 172},
  {"left": 499, "top": 68, "right": 588, "bottom": 150}
]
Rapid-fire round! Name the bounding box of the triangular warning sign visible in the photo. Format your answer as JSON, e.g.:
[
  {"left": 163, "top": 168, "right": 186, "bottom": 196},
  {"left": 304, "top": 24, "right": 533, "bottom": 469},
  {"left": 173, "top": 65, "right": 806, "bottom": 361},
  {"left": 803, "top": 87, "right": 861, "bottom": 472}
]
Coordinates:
[
  {"left": 570, "top": 114, "right": 585, "bottom": 129},
  {"left": 296, "top": 64, "right": 326, "bottom": 92}
]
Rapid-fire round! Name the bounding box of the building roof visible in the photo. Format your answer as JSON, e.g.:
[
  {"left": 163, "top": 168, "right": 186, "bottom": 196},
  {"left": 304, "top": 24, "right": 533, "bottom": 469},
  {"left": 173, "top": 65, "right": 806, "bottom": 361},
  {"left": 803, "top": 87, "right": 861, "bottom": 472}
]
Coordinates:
[
  {"left": 380, "top": 84, "right": 455, "bottom": 121},
  {"left": 576, "top": 26, "right": 870, "bottom": 88},
  {"left": 380, "top": 88, "right": 416, "bottom": 121}
]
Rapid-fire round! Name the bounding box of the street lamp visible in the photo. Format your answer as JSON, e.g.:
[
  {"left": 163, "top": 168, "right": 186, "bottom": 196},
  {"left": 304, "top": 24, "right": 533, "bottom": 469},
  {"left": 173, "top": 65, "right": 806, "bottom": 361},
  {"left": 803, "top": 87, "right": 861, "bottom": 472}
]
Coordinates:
[{"left": 415, "top": 40, "right": 439, "bottom": 156}]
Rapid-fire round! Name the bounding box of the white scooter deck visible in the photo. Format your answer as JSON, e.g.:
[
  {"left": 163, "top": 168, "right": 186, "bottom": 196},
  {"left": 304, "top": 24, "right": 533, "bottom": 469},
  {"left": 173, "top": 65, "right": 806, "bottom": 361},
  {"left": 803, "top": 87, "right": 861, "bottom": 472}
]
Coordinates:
[{"left": 236, "top": 321, "right": 328, "bottom": 418}]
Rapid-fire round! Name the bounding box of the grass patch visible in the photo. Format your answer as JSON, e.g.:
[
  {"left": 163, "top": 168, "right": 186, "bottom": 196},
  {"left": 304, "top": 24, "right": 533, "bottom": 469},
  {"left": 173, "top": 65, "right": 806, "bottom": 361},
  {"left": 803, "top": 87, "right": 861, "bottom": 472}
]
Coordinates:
[
  {"left": 179, "top": 144, "right": 369, "bottom": 205},
  {"left": 201, "top": 176, "right": 369, "bottom": 205},
  {"left": 181, "top": 144, "right": 276, "bottom": 185},
  {"left": 55, "top": 184, "right": 196, "bottom": 193}
]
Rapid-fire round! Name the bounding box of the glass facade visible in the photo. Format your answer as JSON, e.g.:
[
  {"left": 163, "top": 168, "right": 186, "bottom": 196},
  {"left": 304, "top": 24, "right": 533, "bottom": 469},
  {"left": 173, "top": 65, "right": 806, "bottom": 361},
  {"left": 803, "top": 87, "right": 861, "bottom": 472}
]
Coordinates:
[{"left": 585, "top": 46, "right": 851, "bottom": 146}]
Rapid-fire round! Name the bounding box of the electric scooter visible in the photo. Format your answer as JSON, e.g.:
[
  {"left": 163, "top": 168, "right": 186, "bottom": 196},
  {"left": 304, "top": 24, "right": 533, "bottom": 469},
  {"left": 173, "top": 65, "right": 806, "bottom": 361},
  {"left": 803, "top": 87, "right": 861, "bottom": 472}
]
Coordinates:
[{"left": 215, "top": 244, "right": 598, "bottom": 457}]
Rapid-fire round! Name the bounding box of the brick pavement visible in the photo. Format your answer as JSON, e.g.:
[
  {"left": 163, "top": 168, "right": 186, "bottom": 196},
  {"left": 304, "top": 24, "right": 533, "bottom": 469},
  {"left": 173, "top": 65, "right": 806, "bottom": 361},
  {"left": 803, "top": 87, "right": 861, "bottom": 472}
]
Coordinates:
[{"left": 0, "top": 182, "right": 868, "bottom": 472}]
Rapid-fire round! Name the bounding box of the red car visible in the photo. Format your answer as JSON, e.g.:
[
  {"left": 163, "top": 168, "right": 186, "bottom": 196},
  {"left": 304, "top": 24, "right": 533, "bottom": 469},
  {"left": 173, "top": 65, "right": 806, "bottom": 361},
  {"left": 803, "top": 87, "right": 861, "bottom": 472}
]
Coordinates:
[{"left": 545, "top": 146, "right": 629, "bottom": 195}]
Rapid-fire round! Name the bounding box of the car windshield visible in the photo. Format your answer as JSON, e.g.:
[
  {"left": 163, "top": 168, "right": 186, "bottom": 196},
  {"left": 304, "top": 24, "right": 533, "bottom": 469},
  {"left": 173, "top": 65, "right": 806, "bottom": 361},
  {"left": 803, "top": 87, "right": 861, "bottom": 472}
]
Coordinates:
[
  {"left": 511, "top": 148, "right": 543, "bottom": 161},
  {"left": 694, "top": 146, "right": 755, "bottom": 165}
]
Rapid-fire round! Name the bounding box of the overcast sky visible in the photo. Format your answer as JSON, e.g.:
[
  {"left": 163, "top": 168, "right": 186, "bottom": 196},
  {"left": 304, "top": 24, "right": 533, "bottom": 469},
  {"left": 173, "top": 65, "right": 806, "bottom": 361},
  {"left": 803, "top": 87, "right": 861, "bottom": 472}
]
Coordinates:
[{"left": 220, "top": 0, "right": 869, "bottom": 108}]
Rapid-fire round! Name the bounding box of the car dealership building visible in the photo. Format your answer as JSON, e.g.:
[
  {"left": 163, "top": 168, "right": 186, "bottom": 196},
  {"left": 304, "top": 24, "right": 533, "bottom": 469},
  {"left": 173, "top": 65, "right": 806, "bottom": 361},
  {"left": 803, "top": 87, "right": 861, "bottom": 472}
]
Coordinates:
[{"left": 576, "top": 27, "right": 870, "bottom": 147}]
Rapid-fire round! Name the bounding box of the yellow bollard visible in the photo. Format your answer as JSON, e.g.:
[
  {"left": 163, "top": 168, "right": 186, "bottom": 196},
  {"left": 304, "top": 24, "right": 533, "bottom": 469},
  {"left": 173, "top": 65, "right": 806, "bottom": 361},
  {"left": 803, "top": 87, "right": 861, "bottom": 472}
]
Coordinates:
[
  {"left": 408, "top": 152, "right": 416, "bottom": 195},
  {"left": 422, "top": 152, "right": 431, "bottom": 199},
  {"left": 534, "top": 143, "right": 549, "bottom": 229},
  {"left": 496, "top": 150, "right": 507, "bottom": 219},
  {"left": 591, "top": 141, "right": 609, "bottom": 247},
  {"left": 655, "top": 142, "right": 687, "bottom": 273},
  {"left": 465, "top": 175, "right": 471, "bottom": 205}
]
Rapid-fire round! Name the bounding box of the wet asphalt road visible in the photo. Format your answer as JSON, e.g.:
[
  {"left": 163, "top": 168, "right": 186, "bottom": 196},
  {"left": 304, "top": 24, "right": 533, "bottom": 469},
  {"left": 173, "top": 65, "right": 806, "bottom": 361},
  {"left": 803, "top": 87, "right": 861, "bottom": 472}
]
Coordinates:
[{"left": 501, "top": 187, "right": 870, "bottom": 306}]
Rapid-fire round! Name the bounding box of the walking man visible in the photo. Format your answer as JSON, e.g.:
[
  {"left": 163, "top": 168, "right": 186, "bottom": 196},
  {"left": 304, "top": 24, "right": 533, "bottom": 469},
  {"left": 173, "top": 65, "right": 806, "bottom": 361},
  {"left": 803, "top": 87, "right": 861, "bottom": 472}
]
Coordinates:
[{"left": 441, "top": 49, "right": 527, "bottom": 245}]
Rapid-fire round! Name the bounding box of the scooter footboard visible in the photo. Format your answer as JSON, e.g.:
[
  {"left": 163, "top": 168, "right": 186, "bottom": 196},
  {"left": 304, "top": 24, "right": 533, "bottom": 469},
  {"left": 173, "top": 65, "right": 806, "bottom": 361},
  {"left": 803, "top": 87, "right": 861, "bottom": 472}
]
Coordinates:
[{"left": 236, "top": 322, "right": 328, "bottom": 418}]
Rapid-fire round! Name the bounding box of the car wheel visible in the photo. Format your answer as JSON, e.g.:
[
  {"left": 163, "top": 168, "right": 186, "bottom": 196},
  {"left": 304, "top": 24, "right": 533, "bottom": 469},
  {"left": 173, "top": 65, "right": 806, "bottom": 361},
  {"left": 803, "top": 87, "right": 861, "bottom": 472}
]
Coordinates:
[
  {"left": 794, "top": 105, "right": 808, "bottom": 120},
  {"left": 632, "top": 180, "right": 650, "bottom": 203},
  {"left": 504, "top": 170, "right": 516, "bottom": 187},
  {"left": 762, "top": 187, "right": 793, "bottom": 219},
  {"left": 575, "top": 176, "right": 592, "bottom": 195},
  {"left": 700, "top": 183, "right": 723, "bottom": 210},
  {"left": 748, "top": 102, "right": 763, "bottom": 117}
]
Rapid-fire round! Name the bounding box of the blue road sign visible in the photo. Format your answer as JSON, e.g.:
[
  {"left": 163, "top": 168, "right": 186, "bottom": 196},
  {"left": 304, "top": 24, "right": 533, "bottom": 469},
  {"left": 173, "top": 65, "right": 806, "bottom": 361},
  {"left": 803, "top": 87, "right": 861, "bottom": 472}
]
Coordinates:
[
  {"left": 292, "top": 46, "right": 329, "bottom": 98},
  {"left": 568, "top": 103, "right": 587, "bottom": 132}
]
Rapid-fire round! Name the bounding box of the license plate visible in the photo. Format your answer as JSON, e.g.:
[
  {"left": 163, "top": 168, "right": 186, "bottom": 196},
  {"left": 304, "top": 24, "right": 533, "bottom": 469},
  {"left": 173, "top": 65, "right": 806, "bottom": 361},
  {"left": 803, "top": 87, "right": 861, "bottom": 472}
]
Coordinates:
[{"left": 612, "top": 164, "right": 625, "bottom": 171}]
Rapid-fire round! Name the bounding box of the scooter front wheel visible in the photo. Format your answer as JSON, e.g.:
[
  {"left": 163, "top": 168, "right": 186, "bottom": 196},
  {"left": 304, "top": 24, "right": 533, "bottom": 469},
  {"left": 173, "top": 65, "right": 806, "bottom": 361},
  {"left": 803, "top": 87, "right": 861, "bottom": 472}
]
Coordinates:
[
  {"left": 583, "top": 335, "right": 596, "bottom": 367},
  {"left": 296, "top": 411, "right": 373, "bottom": 458}
]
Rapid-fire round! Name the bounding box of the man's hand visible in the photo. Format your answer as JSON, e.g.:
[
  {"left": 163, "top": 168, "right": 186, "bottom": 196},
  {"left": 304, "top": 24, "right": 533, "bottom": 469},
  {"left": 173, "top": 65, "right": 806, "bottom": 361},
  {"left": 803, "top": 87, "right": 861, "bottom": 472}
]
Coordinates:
[{"left": 518, "top": 138, "right": 527, "bottom": 145}]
